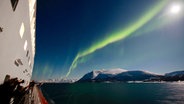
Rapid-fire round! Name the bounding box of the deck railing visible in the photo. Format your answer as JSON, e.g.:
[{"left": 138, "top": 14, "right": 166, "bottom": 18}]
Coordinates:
[{"left": 23, "top": 85, "right": 48, "bottom": 104}]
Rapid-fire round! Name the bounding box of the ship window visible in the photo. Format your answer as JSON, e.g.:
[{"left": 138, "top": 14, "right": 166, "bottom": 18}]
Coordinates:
[
  {"left": 10, "top": 0, "right": 19, "bottom": 11},
  {"left": 14, "top": 59, "right": 23, "bottom": 67},
  {"left": 24, "top": 40, "right": 27, "bottom": 51},
  {"left": 14, "top": 60, "right": 19, "bottom": 67},
  {"left": 29, "top": 61, "right": 31, "bottom": 66},
  {"left": 19, "top": 23, "right": 25, "bottom": 38},
  {"left": 0, "top": 27, "right": 3, "bottom": 33},
  {"left": 26, "top": 50, "right": 29, "bottom": 57},
  {"left": 17, "top": 59, "right": 23, "bottom": 65},
  {"left": 23, "top": 69, "right": 28, "bottom": 73}
]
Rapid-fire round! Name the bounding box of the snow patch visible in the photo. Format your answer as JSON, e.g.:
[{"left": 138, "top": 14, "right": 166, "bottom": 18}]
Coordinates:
[{"left": 91, "top": 68, "right": 127, "bottom": 79}]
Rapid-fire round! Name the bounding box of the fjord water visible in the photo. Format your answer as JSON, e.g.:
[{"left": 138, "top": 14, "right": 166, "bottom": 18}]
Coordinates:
[{"left": 41, "top": 83, "right": 184, "bottom": 104}]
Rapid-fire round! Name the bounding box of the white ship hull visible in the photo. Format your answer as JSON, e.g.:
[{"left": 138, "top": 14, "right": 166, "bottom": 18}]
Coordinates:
[{"left": 0, "top": 0, "right": 36, "bottom": 86}]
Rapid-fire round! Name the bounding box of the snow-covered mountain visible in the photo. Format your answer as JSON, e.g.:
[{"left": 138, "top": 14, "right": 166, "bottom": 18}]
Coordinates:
[
  {"left": 164, "top": 70, "right": 184, "bottom": 81},
  {"left": 114, "top": 70, "right": 161, "bottom": 81},
  {"left": 78, "top": 68, "right": 127, "bottom": 82},
  {"left": 78, "top": 69, "right": 161, "bottom": 82},
  {"left": 165, "top": 70, "right": 184, "bottom": 77}
]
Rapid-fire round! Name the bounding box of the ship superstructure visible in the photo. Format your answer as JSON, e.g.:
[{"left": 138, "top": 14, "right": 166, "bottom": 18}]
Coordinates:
[{"left": 0, "top": 0, "right": 36, "bottom": 86}]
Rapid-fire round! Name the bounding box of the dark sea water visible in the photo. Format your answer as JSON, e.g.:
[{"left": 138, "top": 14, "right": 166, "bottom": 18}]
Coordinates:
[{"left": 41, "top": 82, "right": 184, "bottom": 104}]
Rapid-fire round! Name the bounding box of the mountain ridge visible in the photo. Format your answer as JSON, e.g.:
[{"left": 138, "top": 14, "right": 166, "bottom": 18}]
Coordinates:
[{"left": 78, "top": 69, "right": 184, "bottom": 82}]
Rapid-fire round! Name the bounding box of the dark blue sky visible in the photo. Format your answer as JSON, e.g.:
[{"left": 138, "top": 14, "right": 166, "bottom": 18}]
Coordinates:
[{"left": 32, "top": 0, "right": 184, "bottom": 80}]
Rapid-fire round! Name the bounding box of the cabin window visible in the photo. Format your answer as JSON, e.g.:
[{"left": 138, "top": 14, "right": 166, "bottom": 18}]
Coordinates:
[
  {"left": 24, "top": 40, "right": 27, "bottom": 51},
  {"left": 14, "top": 60, "right": 19, "bottom": 67},
  {"left": 19, "top": 23, "right": 25, "bottom": 39},
  {"left": 29, "top": 60, "right": 31, "bottom": 67},
  {"left": 17, "top": 59, "right": 23, "bottom": 65},
  {"left": 14, "top": 59, "right": 23, "bottom": 67},
  {"left": 26, "top": 50, "right": 29, "bottom": 57},
  {"left": 0, "top": 27, "right": 3, "bottom": 33},
  {"left": 23, "top": 69, "right": 28, "bottom": 73},
  {"left": 10, "top": 0, "right": 19, "bottom": 11}
]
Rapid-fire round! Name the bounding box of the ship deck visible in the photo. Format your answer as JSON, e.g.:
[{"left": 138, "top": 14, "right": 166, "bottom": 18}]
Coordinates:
[{"left": 21, "top": 85, "right": 48, "bottom": 104}]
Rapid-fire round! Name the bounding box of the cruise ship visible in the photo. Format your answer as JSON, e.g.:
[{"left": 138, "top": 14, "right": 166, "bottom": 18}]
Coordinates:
[{"left": 0, "top": 0, "right": 47, "bottom": 103}]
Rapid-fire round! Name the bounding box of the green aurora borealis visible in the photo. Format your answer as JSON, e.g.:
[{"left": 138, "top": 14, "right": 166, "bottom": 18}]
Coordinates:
[{"left": 66, "top": 1, "right": 167, "bottom": 77}]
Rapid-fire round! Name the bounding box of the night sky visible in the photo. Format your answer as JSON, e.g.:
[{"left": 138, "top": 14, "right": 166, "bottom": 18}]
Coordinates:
[{"left": 32, "top": 0, "right": 184, "bottom": 80}]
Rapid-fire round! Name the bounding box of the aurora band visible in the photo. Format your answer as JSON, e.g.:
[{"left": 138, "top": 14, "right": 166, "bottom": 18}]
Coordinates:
[{"left": 66, "top": 1, "right": 167, "bottom": 77}]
